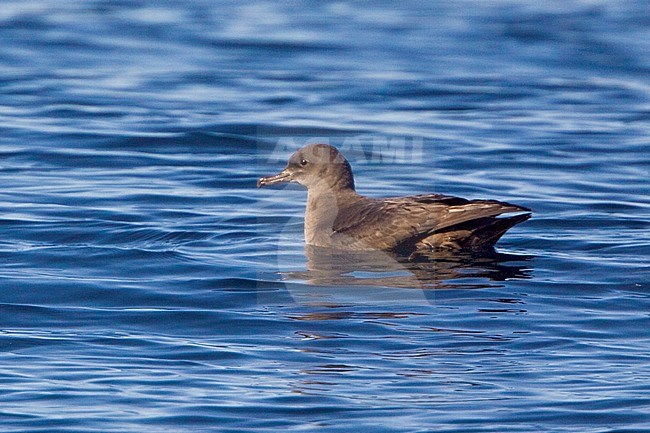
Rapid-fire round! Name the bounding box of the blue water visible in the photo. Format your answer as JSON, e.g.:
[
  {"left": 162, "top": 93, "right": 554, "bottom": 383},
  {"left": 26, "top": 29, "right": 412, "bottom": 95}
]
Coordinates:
[{"left": 1, "top": 1, "right": 649, "bottom": 432}]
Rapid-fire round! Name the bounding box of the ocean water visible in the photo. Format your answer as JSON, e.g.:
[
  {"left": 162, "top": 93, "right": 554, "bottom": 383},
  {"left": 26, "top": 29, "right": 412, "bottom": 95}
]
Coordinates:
[{"left": 1, "top": 1, "right": 649, "bottom": 432}]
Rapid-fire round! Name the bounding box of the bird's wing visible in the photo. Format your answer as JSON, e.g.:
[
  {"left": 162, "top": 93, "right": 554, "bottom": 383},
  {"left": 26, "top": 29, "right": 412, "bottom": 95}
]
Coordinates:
[{"left": 332, "top": 194, "right": 529, "bottom": 250}]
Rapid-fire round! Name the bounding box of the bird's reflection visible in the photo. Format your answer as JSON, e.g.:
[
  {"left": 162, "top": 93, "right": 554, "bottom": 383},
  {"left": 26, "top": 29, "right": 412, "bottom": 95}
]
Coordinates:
[{"left": 282, "top": 245, "right": 534, "bottom": 289}]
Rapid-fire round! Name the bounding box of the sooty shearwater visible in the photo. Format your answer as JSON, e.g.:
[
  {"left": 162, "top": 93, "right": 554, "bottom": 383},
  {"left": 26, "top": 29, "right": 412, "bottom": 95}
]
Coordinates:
[{"left": 257, "top": 144, "right": 530, "bottom": 257}]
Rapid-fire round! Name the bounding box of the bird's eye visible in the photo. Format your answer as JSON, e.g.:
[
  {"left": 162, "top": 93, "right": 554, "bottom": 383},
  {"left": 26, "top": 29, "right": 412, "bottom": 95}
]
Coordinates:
[{"left": 300, "top": 159, "right": 308, "bottom": 166}]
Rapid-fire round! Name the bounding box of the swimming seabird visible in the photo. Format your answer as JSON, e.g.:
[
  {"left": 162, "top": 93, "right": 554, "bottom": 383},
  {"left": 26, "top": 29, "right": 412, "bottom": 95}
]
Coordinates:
[{"left": 257, "top": 144, "right": 530, "bottom": 257}]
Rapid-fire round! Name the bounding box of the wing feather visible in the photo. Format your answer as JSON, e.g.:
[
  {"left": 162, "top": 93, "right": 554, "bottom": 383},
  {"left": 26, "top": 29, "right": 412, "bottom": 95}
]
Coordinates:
[{"left": 332, "top": 194, "right": 530, "bottom": 250}]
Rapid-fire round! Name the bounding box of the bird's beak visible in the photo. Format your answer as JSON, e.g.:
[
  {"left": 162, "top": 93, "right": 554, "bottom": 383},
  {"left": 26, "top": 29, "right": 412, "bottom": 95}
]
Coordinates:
[{"left": 257, "top": 168, "right": 292, "bottom": 188}]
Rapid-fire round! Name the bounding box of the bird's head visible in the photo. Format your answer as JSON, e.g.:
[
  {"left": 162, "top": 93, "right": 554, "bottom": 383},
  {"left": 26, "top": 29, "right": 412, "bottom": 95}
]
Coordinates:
[{"left": 257, "top": 144, "right": 355, "bottom": 192}]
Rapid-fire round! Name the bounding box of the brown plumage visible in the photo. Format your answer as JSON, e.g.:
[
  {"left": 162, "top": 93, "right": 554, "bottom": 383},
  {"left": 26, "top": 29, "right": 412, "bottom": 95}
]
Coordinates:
[{"left": 258, "top": 144, "right": 530, "bottom": 257}]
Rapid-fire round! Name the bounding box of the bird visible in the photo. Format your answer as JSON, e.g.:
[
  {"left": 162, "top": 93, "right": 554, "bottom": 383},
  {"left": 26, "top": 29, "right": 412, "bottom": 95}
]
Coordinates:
[{"left": 257, "top": 144, "right": 530, "bottom": 258}]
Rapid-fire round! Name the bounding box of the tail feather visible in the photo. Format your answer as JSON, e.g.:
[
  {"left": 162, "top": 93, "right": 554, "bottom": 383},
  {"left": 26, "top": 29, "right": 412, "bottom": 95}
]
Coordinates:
[
  {"left": 461, "top": 213, "right": 531, "bottom": 248},
  {"left": 415, "top": 212, "right": 531, "bottom": 251}
]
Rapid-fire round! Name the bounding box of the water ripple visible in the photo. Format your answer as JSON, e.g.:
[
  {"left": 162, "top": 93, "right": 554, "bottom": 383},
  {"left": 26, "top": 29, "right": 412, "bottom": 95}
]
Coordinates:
[{"left": 1, "top": 1, "right": 649, "bottom": 432}]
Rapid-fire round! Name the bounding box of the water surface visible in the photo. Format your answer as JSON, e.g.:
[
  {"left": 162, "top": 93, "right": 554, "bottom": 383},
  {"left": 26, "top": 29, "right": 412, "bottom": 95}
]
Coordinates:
[{"left": 1, "top": 1, "right": 649, "bottom": 432}]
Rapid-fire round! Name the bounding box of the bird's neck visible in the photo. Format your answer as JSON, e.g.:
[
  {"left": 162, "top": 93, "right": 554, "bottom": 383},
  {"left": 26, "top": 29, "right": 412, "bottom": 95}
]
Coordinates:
[{"left": 304, "top": 186, "right": 357, "bottom": 247}]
